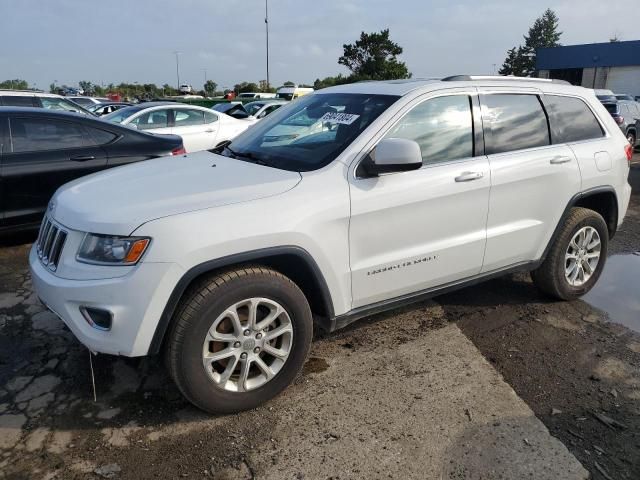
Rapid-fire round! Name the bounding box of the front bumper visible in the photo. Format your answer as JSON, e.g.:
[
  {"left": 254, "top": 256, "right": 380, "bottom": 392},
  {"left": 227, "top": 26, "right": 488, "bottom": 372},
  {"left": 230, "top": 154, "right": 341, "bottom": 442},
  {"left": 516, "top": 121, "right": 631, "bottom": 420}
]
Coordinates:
[{"left": 29, "top": 245, "right": 185, "bottom": 356}]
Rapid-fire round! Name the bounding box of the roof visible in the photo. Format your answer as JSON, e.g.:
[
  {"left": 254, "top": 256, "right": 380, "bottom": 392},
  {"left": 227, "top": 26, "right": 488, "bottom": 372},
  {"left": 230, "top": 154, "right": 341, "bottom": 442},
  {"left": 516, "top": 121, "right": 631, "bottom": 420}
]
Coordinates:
[
  {"left": 537, "top": 40, "right": 640, "bottom": 70},
  {"left": 315, "top": 77, "right": 587, "bottom": 96}
]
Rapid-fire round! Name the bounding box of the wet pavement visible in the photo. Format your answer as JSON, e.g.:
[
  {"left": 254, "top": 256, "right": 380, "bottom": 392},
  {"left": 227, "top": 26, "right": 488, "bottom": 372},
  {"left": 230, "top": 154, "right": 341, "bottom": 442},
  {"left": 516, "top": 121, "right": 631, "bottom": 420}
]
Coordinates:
[{"left": 583, "top": 253, "right": 640, "bottom": 333}]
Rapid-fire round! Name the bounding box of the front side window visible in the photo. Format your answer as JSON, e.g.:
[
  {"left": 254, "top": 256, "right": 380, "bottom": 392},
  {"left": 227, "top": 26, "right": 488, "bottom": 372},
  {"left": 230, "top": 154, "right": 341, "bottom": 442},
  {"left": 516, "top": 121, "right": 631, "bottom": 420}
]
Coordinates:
[
  {"left": 10, "top": 117, "right": 87, "bottom": 153},
  {"left": 483, "top": 94, "right": 550, "bottom": 154},
  {"left": 224, "top": 93, "right": 398, "bottom": 172},
  {"left": 384, "top": 95, "right": 474, "bottom": 165},
  {"left": 544, "top": 95, "right": 604, "bottom": 143},
  {"left": 130, "top": 109, "right": 169, "bottom": 130},
  {"left": 174, "top": 109, "right": 205, "bottom": 126}
]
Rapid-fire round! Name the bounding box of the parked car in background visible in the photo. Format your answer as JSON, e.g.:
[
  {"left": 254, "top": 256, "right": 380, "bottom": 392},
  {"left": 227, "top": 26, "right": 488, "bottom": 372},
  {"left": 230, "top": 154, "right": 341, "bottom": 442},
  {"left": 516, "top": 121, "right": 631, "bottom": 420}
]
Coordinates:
[
  {"left": 66, "top": 96, "right": 109, "bottom": 107},
  {"left": 244, "top": 100, "right": 287, "bottom": 120},
  {"left": 0, "top": 107, "right": 184, "bottom": 233},
  {"left": 615, "top": 94, "right": 635, "bottom": 101},
  {"left": 276, "top": 85, "right": 314, "bottom": 100},
  {"left": 87, "top": 102, "right": 132, "bottom": 116},
  {"left": 103, "top": 102, "right": 253, "bottom": 152},
  {"left": 601, "top": 100, "right": 640, "bottom": 146},
  {"left": 594, "top": 89, "right": 617, "bottom": 102},
  {"left": 237, "top": 92, "right": 277, "bottom": 100},
  {"left": 212, "top": 102, "right": 252, "bottom": 119},
  {"left": 0, "top": 90, "right": 93, "bottom": 115},
  {"left": 179, "top": 84, "right": 193, "bottom": 94}
]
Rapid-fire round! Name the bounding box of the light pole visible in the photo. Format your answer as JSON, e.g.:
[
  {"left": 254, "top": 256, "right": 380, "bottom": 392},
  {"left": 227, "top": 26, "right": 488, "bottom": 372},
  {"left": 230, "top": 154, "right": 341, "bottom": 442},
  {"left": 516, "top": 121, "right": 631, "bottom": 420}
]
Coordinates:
[
  {"left": 174, "top": 51, "right": 181, "bottom": 89},
  {"left": 265, "top": 0, "right": 270, "bottom": 90}
]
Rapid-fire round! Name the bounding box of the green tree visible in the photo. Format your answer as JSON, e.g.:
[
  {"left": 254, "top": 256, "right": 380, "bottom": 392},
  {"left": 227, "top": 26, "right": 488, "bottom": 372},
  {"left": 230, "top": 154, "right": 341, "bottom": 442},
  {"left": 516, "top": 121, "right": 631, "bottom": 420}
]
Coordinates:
[
  {"left": 258, "top": 79, "right": 276, "bottom": 92},
  {"left": 499, "top": 9, "right": 562, "bottom": 77},
  {"left": 79, "top": 80, "right": 94, "bottom": 95},
  {"left": 49, "top": 83, "right": 56, "bottom": 94},
  {"left": 0, "top": 79, "right": 29, "bottom": 89},
  {"left": 204, "top": 79, "right": 218, "bottom": 97},
  {"left": 338, "top": 29, "right": 411, "bottom": 80},
  {"left": 233, "top": 82, "right": 259, "bottom": 94}
]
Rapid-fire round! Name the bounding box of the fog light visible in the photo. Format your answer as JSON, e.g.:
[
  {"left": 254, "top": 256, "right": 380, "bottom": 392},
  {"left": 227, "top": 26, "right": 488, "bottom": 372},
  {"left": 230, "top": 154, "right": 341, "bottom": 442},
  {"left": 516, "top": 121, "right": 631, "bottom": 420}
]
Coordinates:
[{"left": 80, "top": 307, "right": 113, "bottom": 331}]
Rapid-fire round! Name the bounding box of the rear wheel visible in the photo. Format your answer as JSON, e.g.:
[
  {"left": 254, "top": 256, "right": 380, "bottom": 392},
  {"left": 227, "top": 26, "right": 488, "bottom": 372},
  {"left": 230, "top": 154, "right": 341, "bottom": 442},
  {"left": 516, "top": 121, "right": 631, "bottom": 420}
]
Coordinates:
[
  {"left": 165, "top": 267, "right": 313, "bottom": 414},
  {"left": 627, "top": 130, "right": 636, "bottom": 147},
  {"left": 531, "top": 207, "right": 608, "bottom": 300}
]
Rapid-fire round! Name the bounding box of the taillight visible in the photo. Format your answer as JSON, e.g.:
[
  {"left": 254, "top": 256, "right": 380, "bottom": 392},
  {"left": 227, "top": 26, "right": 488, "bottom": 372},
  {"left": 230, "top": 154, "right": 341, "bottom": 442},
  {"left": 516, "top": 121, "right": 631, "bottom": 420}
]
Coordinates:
[
  {"left": 615, "top": 115, "right": 624, "bottom": 125},
  {"left": 625, "top": 143, "right": 633, "bottom": 164},
  {"left": 171, "top": 146, "right": 186, "bottom": 156}
]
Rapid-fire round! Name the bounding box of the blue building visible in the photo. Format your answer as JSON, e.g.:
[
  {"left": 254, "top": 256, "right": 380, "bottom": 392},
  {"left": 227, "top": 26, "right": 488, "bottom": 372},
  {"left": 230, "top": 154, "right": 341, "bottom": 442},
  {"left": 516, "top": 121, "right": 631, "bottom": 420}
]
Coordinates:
[{"left": 536, "top": 40, "right": 640, "bottom": 96}]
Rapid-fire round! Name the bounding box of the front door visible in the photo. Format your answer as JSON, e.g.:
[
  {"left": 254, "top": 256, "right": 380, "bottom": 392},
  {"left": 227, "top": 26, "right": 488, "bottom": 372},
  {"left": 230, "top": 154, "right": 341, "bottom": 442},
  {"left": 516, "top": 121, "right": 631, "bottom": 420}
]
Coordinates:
[
  {"left": 349, "top": 92, "right": 490, "bottom": 308},
  {"left": 1, "top": 115, "right": 107, "bottom": 227}
]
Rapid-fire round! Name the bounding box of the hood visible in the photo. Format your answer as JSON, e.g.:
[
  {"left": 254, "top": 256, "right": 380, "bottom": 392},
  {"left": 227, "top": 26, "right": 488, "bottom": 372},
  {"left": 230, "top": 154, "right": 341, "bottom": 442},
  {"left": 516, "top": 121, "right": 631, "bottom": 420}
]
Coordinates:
[{"left": 52, "top": 151, "right": 301, "bottom": 235}]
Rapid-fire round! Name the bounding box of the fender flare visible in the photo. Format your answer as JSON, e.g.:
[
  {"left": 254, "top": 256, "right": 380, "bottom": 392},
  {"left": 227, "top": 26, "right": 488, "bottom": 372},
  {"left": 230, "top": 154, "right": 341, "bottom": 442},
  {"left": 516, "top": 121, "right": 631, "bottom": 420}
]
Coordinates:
[{"left": 147, "top": 246, "right": 334, "bottom": 354}]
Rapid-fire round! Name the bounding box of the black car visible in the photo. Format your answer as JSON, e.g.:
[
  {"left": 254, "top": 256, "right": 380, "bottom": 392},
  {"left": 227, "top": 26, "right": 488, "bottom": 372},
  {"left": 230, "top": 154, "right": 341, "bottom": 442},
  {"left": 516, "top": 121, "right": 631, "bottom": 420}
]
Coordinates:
[{"left": 0, "top": 107, "right": 185, "bottom": 232}]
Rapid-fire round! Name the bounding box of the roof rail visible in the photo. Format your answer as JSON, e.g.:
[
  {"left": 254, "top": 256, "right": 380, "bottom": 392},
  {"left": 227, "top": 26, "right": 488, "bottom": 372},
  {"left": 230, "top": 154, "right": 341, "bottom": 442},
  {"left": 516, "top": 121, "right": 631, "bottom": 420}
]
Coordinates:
[{"left": 441, "top": 75, "right": 570, "bottom": 85}]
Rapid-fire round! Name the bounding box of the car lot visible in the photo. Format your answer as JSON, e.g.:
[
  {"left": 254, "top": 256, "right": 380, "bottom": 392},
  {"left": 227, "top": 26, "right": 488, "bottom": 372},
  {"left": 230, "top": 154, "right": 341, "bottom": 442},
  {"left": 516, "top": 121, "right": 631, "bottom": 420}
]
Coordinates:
[{"left": 0, "top": 160, "right": 637, "bottom": 478}]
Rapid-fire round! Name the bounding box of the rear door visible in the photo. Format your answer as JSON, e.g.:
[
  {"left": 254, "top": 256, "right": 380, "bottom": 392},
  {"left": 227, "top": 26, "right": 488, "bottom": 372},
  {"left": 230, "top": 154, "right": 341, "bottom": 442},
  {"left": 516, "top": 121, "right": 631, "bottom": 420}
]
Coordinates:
[
  {"left": 128, "top": 108, "right": 172, "bottom": 136},
  {"left": 479, "top": 90, "right": 581, "bottom": 272},
  {"left": 1, "top": 115, "right": 108, "bottom": 227},
  {"left": 171, "top": 108, "right": 214, "bottom": 152}
]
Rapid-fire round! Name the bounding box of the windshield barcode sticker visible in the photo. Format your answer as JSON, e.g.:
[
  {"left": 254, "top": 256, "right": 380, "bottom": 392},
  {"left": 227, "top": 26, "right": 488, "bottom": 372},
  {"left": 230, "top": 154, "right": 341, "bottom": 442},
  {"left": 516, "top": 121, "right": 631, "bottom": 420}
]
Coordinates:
[{"left": 320, "top": 112, "right": 360, "bottom": 125}]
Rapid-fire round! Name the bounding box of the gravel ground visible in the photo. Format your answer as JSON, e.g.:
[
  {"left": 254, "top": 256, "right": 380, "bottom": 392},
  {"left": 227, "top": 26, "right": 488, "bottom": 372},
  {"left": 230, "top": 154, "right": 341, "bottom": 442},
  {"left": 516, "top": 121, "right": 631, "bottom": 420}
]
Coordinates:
[{"left": 0, "top": 164, "right": 638, "bottom": 480}]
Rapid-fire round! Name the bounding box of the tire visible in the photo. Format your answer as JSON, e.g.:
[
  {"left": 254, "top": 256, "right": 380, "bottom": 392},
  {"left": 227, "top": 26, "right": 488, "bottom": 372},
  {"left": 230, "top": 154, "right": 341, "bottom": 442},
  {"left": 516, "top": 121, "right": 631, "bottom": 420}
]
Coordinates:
[
  {"left": 165, "top": 266, "right": 313, "bottom": 414},
  {"left": 627, "top": 130, "right": 636, "bottom": 147},
  {"left": 531, "top": 207, "right": 608, "bottom": 300}
]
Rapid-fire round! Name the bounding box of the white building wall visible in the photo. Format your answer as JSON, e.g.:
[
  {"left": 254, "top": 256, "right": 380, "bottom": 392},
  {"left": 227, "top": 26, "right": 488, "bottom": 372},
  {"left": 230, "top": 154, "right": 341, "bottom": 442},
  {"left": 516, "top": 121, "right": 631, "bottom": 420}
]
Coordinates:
[{"left": 605, "top": 66, "right": 640, "bottom": 97}]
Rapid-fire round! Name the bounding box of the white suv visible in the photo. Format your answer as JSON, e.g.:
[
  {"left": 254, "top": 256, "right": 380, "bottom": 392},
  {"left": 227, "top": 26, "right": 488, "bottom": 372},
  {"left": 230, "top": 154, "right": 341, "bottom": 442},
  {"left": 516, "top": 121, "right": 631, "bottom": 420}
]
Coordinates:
[{"left": 30, "top": 76, "right": 632, "bottom": 413}]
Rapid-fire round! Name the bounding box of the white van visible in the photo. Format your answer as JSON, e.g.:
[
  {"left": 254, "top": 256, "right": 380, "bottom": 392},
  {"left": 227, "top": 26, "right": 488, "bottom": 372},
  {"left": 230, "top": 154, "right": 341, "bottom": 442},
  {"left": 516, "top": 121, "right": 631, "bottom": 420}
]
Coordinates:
[{"left": 276, "top": 86, "right": 314, "bottom": 100}]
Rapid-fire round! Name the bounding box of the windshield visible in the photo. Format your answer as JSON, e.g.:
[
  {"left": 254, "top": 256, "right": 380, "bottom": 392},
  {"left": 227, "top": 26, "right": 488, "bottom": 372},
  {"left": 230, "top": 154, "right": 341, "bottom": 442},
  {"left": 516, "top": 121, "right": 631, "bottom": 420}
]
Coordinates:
[
  {"left": 220, "top": 93, "right": 398, "bottom": 172},
  {"left": 245, "top": 102, "right": 266, "bottom": 116},
  {"left": 276, "top": 92, "right": 293, "bottom": 100},
  {"left": 603, "top": 103, "right": 619, "bottom": 114}
]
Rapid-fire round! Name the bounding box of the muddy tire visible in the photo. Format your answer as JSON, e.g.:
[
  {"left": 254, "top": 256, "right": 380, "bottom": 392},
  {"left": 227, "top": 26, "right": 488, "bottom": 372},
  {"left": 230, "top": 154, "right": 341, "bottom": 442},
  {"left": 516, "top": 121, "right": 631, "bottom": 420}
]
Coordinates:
[
  {"left": 531, "top": 207, "right": 608, "bottom": 300},
  {"left": 165, "top": 267, "right": 313, "bottom": 414}
]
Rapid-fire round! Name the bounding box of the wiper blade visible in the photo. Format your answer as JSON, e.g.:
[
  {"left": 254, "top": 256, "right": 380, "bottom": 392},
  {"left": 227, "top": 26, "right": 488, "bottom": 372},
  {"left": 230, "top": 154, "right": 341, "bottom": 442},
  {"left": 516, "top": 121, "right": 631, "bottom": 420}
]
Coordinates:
[{"left": 224, "top": 146, "right": 270, "bottom": 166}]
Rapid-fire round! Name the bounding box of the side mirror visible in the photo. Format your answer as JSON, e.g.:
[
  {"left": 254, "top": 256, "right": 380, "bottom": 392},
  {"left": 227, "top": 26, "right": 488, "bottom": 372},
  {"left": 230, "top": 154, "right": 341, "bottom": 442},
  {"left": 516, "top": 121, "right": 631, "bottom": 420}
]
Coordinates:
[{"left": 361, "top": 138, "right": 422, "bottom": 176}]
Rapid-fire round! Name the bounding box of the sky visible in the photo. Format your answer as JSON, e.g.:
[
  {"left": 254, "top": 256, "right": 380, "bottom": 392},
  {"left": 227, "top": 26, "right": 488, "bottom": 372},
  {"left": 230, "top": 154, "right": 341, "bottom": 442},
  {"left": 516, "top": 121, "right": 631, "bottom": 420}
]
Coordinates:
[{"left": 0, "top": 0, "right": 638, "bottom": 91}]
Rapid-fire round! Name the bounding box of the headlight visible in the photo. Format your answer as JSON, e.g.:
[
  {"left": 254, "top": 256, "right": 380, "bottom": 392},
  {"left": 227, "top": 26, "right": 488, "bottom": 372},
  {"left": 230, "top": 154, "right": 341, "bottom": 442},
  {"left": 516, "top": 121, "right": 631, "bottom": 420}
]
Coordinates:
[{"left": 77, "top": 234, "right": 150, "bottom": 266}]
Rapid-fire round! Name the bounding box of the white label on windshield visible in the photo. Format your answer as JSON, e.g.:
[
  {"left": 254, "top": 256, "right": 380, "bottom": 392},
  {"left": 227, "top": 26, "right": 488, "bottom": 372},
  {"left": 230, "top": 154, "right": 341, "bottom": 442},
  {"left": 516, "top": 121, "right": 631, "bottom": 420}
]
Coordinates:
[{"left": 320, "top": 112, "right": 360, "bottom": 125}]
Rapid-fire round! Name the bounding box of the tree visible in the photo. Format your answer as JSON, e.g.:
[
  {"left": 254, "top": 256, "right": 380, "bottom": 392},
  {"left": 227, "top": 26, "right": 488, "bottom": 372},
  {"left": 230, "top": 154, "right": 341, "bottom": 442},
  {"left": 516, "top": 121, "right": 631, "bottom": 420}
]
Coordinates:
[
  {"left": 499, "top": 9, "right": 562, "bottom": 77},
  {"left": 234, "top": 82, "right": 259, "bottom": 94},
  {"left": 0, "top": 79, "right": 29, "bottom": 90},
  {"left": 338, "top": 29, "right": 411, "bottom": 80},
  {"left": 258, "top": 80, "right": 276, "bottom": 92},
  {"left": 79, "top": 80, "right": 94, "bottom": 95},
  {"left": 49, "top": 83, "right": 56, "bottom": 94},
  {"left": 204, "top": 80, "right": 217, "bottom": 97}
]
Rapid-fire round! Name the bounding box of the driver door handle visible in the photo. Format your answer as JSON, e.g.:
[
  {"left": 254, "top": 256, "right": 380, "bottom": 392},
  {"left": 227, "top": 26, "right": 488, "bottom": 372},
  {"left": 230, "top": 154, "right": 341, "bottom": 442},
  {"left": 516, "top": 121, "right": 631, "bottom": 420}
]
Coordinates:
[
  {"left": 550, "top": 155, "right": 572, "bottom": 164},
  {"left": 455, "top": 171, "right": 484, "bottom": 182},
  {"left": 70, "top": 155, "right": 95, "bottom": 162}
]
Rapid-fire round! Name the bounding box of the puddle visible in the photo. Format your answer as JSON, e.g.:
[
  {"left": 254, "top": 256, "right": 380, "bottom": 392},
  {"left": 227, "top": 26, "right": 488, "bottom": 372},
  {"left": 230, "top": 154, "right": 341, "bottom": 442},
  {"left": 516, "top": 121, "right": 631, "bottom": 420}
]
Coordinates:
[
  {"left": 303, "top": 357, "right": 329, "bottom": 375},
  {"left": 582, "top": 254, "right": 640, "bottom": 333}
]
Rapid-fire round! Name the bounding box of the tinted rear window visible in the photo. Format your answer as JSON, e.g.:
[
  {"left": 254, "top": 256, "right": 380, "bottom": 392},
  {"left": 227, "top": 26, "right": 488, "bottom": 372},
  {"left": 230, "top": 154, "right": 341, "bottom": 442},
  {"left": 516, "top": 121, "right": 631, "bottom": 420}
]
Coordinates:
[
  {"left": 603, "top": 103, "right": 618, "bottom": 114},
  {"left": 2, "top": 96, "right": 35, "bottom": 107},
  {"left": 544, "top": 95, "right": 604, "bottom": 143},
  {"left": 484, "top": 94, "right": 550, "bottom": 154}
]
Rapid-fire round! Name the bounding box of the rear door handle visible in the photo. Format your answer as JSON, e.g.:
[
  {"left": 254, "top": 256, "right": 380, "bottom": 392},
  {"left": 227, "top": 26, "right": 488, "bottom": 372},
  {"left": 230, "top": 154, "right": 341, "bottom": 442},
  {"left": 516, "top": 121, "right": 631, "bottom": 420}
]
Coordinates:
[
  {"left": 550, "top": 156, "right": 572, "bottom": 164},
  {"left": 455, "top": 171, "right": 484, "bottom": 182},
  {"left": 205, "top": 129, "right": 215, "bottom": 133},
  {"left": 70, "top": 155, "right": 95, "bottom": 162}
]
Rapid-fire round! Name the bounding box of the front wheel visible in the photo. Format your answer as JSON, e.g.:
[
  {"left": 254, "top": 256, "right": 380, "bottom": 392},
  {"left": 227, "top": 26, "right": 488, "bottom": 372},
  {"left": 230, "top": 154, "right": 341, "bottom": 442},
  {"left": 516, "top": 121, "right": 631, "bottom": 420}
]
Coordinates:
[
  {"left": 531, "top": 207, "right": 608, "bottom": 300},
  {"left": 627, "top": 131, "right": 636, "bottom": 147},
  {"left": 165, "top": 267, "right": 313, "bottom": 414}
]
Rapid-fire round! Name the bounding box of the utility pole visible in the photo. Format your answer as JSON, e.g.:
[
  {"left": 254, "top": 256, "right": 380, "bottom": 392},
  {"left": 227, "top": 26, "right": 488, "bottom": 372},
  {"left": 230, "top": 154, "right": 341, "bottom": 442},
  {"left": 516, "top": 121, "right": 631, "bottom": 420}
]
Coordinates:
[
  {"left": 174, "top": 51, "right": 181, "bottom": 88},
  {"left": 265, "top": 0, "right": 270, "bottom": 90}
]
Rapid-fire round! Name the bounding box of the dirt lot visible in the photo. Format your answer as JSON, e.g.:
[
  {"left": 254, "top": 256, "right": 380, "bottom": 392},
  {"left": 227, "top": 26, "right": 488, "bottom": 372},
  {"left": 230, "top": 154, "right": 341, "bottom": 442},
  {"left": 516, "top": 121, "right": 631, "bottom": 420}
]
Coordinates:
[{"left": 0, "top": 165, "right": 638, "bottom": 480}]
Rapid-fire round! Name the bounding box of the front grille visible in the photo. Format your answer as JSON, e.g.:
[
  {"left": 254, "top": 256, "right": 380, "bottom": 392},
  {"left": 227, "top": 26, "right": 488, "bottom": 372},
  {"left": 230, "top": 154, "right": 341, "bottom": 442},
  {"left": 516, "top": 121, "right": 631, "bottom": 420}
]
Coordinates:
[{"left": 36, "top": 216, "right": 68, "bottom": 271}]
